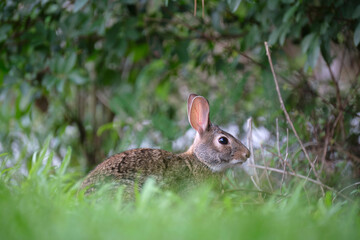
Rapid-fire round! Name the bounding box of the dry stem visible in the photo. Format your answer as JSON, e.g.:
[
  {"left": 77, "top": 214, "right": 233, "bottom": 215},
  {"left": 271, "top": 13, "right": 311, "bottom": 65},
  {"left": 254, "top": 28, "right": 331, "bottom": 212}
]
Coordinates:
[
  {"left": 264, "top": 42, "right": 324, "bottom": 195},
  {"left": 247, "top": 118, "right": 260, "bottom": 189},
  {"left": 249, "top": 164, "right": 352, "bottom": 201}
]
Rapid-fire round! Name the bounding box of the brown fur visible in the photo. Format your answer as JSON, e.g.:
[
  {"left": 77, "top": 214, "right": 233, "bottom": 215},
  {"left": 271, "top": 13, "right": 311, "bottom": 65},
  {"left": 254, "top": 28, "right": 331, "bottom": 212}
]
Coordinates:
[{"left": 80, "top": 94, "right": 250, "bottom": 195}]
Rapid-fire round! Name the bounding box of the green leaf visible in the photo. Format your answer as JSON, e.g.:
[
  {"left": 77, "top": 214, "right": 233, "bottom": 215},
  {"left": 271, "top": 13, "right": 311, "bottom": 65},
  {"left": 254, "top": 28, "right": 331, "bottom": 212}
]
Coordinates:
[
  {"left": 64, "top": 53, "right": 77, "bottom": 73},
  {"left": 323, "top": 191, "right": 333, "bottom": 208},
  {"left": 304, "top": 36, "right": 320, "bottom": 71},
  {"left": 279, "top": 24, "right": 290, "bottom": 45},
  {"left": 268, "top": 28, "right": 281, "bottom": 45},
  {"left": 267, "top": 0, "right": 279, "bottom": 10},
  {"left": 0, "top": 24, "right": 11, "bottom": 42},
  {"left": 155, "top": 80, "right": 171, "bottom": 100},
  {"left": 54, "top": 55, "right": 66, "bottom": 73},
  {"left": 28, "top": 137, "right": 51, "bottom": 179},
  {"left": 57, "top": 147, "right": 72, "bottom": 176},
  {"left": 354, "top": 22, "right": 360, "bottom": 46},
  {"left": 97, "top": 122, "right": 123, "bottom": 136},
  {"left": 42, "top": 151, "right": 54, "bottom": 176},
  {"left": 175, "top": 40, "right": 189, "bottom": 63},
  {"left": 73, "top": 0, "right": 88, "bottom": 13},
  {"left": 147, "top": 0, "right": 162, "bottom": 14},
  {"left": 227, "top": 0, "right": 242, "bottom": 13},
  {"left": 131, "top": 44, "right": 149, "bottom": 62},
  {"left": 45, "top": 4, "right": 59, "bottom": 14},
  {"left": 301, "top": 33, "right": 316, "bottom": 53},
  {"left": 320, "top": 37, "right": 332, "bottom": 64},
  {"left": 283, "top": 2, "right": 299, "bottom": 22},
  {"left": 68, "top": 71, "right": 87, "bottom": 85},
  {"left": 352, "top": 5, "right": 360, "bottom": 19}
]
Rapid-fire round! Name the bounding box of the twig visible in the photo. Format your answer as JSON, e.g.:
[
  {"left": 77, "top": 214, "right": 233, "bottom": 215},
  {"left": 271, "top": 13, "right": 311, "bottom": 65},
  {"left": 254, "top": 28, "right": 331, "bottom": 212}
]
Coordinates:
[
  {"left": 264, "top": 148, "right": 297, "bottom": 175},
  {"left": 264, "top": 42, "right": 324, "bottom": 195},
  {"left": 332, "top": 182, "right": 360, "bottom": 202},
  {"left": 224, "top": 188, "right": 288, "bottom": 198},
  {"left": 248, "top": 164, "right": 352, "bottom": 202},
  {"left": 247, "top": 118, "right": 260, "bottom": 188},
  {"left": 320, "top": 122, "right": 330, "bottom": 173},
  {"left": 325, "top": 60, "right": 342, "bottom": 109},
  {"left": 334, "top": 144, "right": 360, "bottom": 163},
  {"left": 302, "top": 156, "right": 317, "bottom": 203},
  {"left": 260, "top": 144, "right": 273, "bottom": 192},
  {"left": 338, "top": 182, "right": 360, "bottom": 194},
  {"left": 193, "top": 0, "right": 205, "bottom": 18},
  {"left": 276, "top": 118, "right": 282, "bottom": 166},
  {"left": 325, "top": 60, "right": 345, "bottom": 140},
  {"left": 280, "top": 128, "right": 289, "bottom": 193},
  {"left": 194, "top": 0, "right": 197, "bottom": 16},
  {"left": 276, "top": 118, "right": 285, "bottom": 188},
  {"left": 338, "top": 47, "right": 346, "bottom": 82},
  {"left": 289, "top": 141, "right": 318, "bottom": 162},
  {"left": 285, "top": 128, "right": 289, "bottom": 163},
  {"left": 223, "top": 174, "right": 238, "bottom": 189}
]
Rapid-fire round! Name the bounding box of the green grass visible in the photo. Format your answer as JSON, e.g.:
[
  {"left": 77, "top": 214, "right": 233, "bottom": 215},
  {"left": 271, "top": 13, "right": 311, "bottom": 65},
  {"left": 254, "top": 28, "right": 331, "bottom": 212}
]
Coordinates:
[{"left": 0, "top": 143, "right": 359, "bottom": 240}]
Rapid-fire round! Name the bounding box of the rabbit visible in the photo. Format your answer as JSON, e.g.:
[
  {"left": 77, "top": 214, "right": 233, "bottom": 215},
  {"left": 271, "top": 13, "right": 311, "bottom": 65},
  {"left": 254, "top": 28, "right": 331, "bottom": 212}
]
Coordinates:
[{"left": 80, "top": 94, "right": 250, "bottom": 195}]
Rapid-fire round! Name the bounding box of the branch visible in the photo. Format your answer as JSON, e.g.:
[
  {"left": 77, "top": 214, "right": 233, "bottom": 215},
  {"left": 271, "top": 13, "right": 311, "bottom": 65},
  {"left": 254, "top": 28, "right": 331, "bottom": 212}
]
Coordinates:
[
  {"left": 248, "top": 164, "right": 352, "bottom": 202},
  {"left": 264, "top": 42, "right": 325, "bottom": 195},
  {"left": 225, "top": 188, "right": 288, "bottom": 198}
]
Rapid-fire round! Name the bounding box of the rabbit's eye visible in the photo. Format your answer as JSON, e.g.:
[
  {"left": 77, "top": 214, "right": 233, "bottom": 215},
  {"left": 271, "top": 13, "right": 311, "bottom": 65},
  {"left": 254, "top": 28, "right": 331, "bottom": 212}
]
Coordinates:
[{"left": 218, "top": 137, "right": 229, "bottom": 145}]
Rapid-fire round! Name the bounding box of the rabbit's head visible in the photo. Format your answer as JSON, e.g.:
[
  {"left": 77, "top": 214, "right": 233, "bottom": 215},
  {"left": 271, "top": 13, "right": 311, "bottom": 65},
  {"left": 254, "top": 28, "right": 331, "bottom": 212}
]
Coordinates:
[{"left": 187, "top": 94, "right": 250, "bottom": 172}]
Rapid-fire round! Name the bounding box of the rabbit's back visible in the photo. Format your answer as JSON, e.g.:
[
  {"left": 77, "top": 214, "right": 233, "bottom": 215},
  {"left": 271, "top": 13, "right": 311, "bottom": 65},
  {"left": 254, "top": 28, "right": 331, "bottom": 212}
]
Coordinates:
[{"left": 80, "top": 148, "right": 213, "bottom": 193}]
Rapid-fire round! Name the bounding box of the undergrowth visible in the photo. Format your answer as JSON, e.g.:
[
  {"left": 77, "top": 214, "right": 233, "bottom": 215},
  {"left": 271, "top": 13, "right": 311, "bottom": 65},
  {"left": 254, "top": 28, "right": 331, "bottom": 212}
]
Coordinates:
[{"left": 0, "top": 139, "right": 359, "bottom": 240}]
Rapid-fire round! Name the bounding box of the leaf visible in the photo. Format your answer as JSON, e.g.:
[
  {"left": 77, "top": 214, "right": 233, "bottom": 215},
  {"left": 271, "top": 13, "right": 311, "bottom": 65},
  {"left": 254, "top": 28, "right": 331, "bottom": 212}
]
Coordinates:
[
  {"left": 45, "top": 4, "right": 59, "bottom": 14},
  {"left": 227, "top": 0, "right": 242, "bottom": 13},
  {"left": 301, "top": 33, "right": 316, "bottom": 53},
  {"left": 282, "top": 0, "right": 295, "bottom": 3},
  {"left": 283, "top": 2, "right": 299, "bottom": 22},
  {"left": 279, "top": 24, "right": 290, "bottom": 45},
  {"left": 147, "top": 0, "right": 162, "bottom": 14},
  {"left": 0, "top": 24, "right": 11, "bottom": 42},
  {"left": 97, "top": 122, "right": 123, "bottom": 136},
  {"left": 55, "top": 55, "right": 66, "bottom": 73},
  {"left": 131, "top": 44, "right": 149, "bottom": 62},
  {"left": 323, "top": 191, "right": 333, "bottom": 208},
  {"left": 268, "top": 28, "right": 281, "bottom": 45},
  {"left": 304, "top": 36, "right": 320, "bottom": 71},
  {"left": 73, "top": 0, "right": 88, "bottom": 13},
  {"left": 68, "top": 71, "right": 87, "bottom": 85},
  {"left": 267, "top": 0, "right": 279, "bottom": 10},
  {"left": 352, "top": 5, "right": 360, "bottom": 19},
  {"left": 42, "top": 151, "right": 54, "bottom": 176},
  {"left": 175, "top": 40, "right": 189, "bottom": 63},
  {"left": 354, "top": 22, "right": 360, "bottom": 46},
  {"left": 64, "top": 53, "right": 77, "bottom": 73},
  {"left": 28, "top": 137, "right": 51, "bottom": 179},
  {"left": 320, "top": 37, "right": 332, "bottom": 64},
  {"left": 57, "top": 147, "right": 72, "bottom": 176}
]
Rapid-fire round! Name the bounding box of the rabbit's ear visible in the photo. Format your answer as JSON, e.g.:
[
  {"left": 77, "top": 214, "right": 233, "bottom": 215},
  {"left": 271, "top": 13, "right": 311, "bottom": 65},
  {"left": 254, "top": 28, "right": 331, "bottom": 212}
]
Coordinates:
[
  {"left": 187, "top": 93, "right": 198, "bottom": 115},
  {"left": 188, "top": 96, "right": 210, "bottom": 134}
]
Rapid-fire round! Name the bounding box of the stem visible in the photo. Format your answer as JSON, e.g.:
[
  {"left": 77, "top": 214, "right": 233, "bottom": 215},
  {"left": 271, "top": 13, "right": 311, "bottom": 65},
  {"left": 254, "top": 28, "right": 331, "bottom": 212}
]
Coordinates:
[{"left": 264, "top": 42, "right": 324, "bottom": 195}]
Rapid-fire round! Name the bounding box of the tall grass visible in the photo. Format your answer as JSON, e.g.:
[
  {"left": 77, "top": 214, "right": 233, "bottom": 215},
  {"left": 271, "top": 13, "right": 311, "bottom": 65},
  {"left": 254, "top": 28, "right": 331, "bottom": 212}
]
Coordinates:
[{"left": 0, "top": 140, "right": 359, "bottom": 240}]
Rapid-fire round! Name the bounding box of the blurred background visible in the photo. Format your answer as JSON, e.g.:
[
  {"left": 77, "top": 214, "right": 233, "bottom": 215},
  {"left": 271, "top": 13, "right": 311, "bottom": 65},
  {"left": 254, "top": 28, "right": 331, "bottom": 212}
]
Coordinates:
[{"left": 0, "top": 0, "right": 359, "bottom": 187}]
